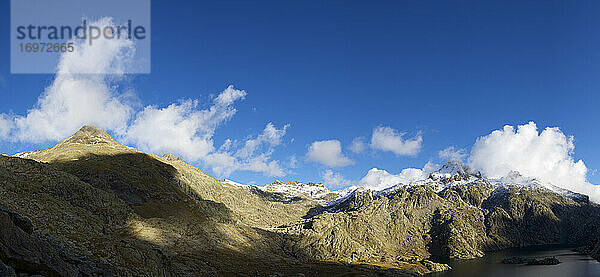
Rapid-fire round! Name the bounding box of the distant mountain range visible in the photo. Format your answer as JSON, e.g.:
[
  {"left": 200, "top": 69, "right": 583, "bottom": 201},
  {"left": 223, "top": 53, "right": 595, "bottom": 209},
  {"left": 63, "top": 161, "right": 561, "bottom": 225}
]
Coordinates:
[{"left": 1, "top": 125, "right": 599, "bottom": 276}]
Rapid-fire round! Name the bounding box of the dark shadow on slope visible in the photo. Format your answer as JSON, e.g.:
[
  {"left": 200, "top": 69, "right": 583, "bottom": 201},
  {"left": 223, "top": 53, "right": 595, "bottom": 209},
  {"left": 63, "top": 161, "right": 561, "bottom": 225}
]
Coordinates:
[
  {"left": 51, "top": 152, "right": 235, "bottom": 221},
  {"left": 302, "top": 205, "right": 328, "bottom": 219},
  {"left": 427, "top": 209, "right": 450, "bottom": 257}
]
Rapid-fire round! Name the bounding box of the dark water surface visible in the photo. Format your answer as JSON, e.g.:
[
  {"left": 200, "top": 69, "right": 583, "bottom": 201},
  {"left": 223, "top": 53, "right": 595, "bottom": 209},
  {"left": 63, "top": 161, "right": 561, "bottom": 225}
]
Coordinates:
[{"left": 429, "top": 245, "right": 600, "bottom": 277}]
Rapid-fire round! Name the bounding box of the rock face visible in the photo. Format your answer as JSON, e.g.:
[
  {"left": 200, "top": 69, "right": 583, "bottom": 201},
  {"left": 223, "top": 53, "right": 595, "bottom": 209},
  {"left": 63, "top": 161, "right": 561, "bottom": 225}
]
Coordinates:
[
  {"left": 2, "top": 126, "right": 600, "bottom": 276},
  {"left": 0, "top": 203, "right": 97, "bottom": 276}
]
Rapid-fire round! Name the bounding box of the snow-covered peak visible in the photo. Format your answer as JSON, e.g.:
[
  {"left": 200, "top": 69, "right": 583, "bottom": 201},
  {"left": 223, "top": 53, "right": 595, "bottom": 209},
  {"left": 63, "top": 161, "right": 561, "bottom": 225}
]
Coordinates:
[
  {"left": 334, "top": 186, "right": 361, "bottom": 198},
  {"left": 263, "top": 180, "right": 332, "bottom": 199},
  {"left": 431, "top": 160, "right": 481, "bottom": 179},
  {"left": 489, "top": 170, "right": 589, "bottom": 203},
  {"left": 490, "top": 171, "right": 544, "bottom": 187},
  {"left": 331, "top": 161, "right": 485, "bottom": 199},
  {"left": 325, "top": 186, "right": 372, "bottom": 211},
  {"left": 323, "top": 165, "right": 590, "bottom": 212}
]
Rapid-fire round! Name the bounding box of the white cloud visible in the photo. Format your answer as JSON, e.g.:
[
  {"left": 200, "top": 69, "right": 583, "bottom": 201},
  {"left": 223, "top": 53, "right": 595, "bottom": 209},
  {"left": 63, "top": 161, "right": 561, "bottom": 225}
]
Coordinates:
[
  {"left": 127, "top": 100, "right": 289, "bottom": 178},
  {"left": 125, "top": 86, "right": 246, "bottom": 161},
  {"left": 288, "top": 155, "right": 299, "bottom": 169},
  {"left": 2, "top": 18, "right": 134, "bottom": 143},
  {"left": 321, "top": 162, "right": 440, "bottom": 192},
  {"left": 0, "top": 17, "right": 289, "bottom": 179},
  {"left": 322, "top": 169, "right": 355, "bottom": 189},
  {"left": 203, "top": 152, "right": 239, "bottom": 176},
  {"left": 243, "top": 157, "right": 285, "bottom": 177},
  {"left": 219, "top": 139, "right": 233, "bottom": 152},
  {"left": 306, "top": 140, "right": 353, "bottom": 167},
  {"left": 236, "top": 123, "right": 289, "bottom": 177},
  {"left": 470, "top": 122, "right": 600, "bottom": 202},
  {"left": 358, "top": 163, "right": 437, "bottom": 191},
  {"left": 349, "top": 137, "right": 367, "bottom": 153},
  {"left": 0, "top": 114, "right": 13, "bottom": 140},
  {"left": 370, "top": 126, "right": 422, "bottom": 156},
  {"left": 236, "top": 122, "right": 289, "bottom": 159},
  {"left": 439, "top": 146, "right": 467, "bottom": 161}
]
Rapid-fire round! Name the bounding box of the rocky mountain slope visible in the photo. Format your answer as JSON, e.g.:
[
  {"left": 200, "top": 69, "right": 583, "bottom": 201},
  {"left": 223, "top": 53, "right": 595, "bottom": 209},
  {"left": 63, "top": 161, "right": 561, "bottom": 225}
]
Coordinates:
[
  {"left": 1, "top": 125, "right": 599, "bottom": 276},
  {"left": 282, "top": 160, "right": 600, "bottom": 274},
  {"left": 1, "top": 126, "right": 416, "bottom": 276}
]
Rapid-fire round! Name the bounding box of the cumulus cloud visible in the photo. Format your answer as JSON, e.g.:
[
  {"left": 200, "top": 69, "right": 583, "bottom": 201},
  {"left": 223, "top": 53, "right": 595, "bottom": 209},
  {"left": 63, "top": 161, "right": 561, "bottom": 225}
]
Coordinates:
[
  {"left": 127, "top": 100, "right": 289, "bottom": 177},
  {"left": 322, "top": 169, "right": 356, "bottom": 189},
  {"left": 0, "top": 17, "right": 289, "bottom": 178},
  {"left": 203, "top": 122, "right": 289, "bottom": 177},
  {"left": 349, "top": 137, "right": 367, "bottom": 153},
  {"left": 321, "top": 162, "right": 439, "bottom": 192},
  {"left": 243, "top": 157, "right": 285, "bottom": 178},
  {"left": 125, "top": 86, "right": 245, "bottom": 161},
  {"left": 439, "top": 146, "right": 467, "bottom": 161},
  {"left": 470, "top": 122, "right": 600, "bottom": 202},
  {"left": 231, "top": 122, "right": 289, "bottom": 177},
  {"left": 306, "top": 140, "right": 353, "bottom": 167},
  {"left": 358, "top": 162, "right": 438, "bottom": 191},
  {"left": 235, "top": 122, "right": 289, "bottom": 159},
  {"left": 370, "top": 126, "right": 422, "bottom": 156},
  {"left": 0, "top": 115, "right": 12, "bottom": 140},
  {"left": 288, "top": 155, "right": 299, "bottom": 169},
  {"left": 2, "top": 18, "right": 134, "bottom": 142}
]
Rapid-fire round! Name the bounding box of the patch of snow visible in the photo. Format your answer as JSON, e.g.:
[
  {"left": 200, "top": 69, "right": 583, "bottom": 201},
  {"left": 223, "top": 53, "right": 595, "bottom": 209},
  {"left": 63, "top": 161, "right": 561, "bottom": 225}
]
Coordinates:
[
  {"left": 489, "top": 170, "right": 588, "bottom": 201},
  {"left": 14, "top": 152, "right": 32, "bottom": 158},
  {"left": 222, "top": 179, "right": 247, "bottom": 187},
  {"left": 326, "top": 187, "right": 370, "bottom": 209},
  {"left": 263, "top": 180, "right": 333, "bottom": 200}
]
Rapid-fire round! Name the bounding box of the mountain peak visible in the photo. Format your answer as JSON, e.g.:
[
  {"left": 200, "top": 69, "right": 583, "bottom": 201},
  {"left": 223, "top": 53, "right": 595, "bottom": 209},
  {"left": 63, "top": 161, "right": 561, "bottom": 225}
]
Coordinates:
[
  {"left": 438, "top": 159, "right": 468, "bottom": 173},
  {"left": 443, "top": 160, "right": 475, "bottom": 174},
  {"left": 431, "top": 160, "right": 482, "bottom": 181},
  {"left": 162, "top": 153, "right": 183, "bottom": 161},
  {"left": 60, "top": 125, "right": 116, "bottom": 145}
]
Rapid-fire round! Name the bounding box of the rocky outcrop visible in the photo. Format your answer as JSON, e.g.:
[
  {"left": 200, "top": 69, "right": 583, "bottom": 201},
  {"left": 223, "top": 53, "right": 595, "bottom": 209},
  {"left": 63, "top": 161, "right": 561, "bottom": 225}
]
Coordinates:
[
  {"left": 0, "top": 203, "right": 107, "bottom": 276},
  {"left": 420, "top": 260, "right": 451, "bottom": 272}
]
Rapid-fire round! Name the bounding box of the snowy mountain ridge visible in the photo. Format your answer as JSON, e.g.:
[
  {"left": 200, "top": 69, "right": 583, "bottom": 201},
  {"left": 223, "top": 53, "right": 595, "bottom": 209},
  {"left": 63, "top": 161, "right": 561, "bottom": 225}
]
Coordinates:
[{"left": 325, "top": 160, "right": 589, "bottom": 207}]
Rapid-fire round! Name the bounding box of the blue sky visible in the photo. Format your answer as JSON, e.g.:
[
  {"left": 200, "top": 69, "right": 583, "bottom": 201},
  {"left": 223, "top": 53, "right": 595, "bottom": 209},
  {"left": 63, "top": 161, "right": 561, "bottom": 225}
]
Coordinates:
[{"left": 0, "top": 0, "right": 598, "bottom": 190}]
